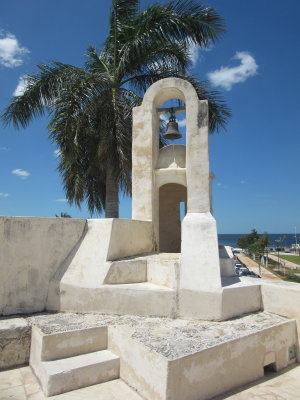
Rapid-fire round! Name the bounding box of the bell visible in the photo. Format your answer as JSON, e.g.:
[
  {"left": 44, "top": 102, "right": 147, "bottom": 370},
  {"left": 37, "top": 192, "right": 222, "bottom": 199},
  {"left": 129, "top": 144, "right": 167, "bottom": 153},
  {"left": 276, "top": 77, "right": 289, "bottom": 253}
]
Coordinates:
[{"left": 163, "top": 110, "right": 182, "bottom": 140}]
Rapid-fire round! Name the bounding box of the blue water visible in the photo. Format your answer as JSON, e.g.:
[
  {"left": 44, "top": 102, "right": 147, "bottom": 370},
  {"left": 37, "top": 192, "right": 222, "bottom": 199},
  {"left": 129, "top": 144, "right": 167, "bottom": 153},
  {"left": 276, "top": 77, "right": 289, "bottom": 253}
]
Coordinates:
[{"left": 218, "top": 234, "right": 298, "bottom": 248}]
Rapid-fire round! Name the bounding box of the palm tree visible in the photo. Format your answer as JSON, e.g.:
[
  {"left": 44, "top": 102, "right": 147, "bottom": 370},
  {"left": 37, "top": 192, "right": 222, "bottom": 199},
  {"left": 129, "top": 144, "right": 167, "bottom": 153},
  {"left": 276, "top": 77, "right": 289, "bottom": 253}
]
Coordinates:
[{"left": 2, "top": 0, "right": 230, "bottom": 217}]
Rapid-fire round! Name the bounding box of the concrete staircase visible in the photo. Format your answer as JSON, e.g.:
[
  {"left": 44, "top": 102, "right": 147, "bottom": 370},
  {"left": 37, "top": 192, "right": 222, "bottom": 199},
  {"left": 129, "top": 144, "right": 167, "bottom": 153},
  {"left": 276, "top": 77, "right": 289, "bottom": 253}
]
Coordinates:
[
  {"left": 104, "top": 253, "right": 180, "bottom": 288},
  {"left": 59, "top": 253, "right": 179, "bottom": 317},
  {"left": 30, "top": 325, "right": 120, "bottom": 396}
]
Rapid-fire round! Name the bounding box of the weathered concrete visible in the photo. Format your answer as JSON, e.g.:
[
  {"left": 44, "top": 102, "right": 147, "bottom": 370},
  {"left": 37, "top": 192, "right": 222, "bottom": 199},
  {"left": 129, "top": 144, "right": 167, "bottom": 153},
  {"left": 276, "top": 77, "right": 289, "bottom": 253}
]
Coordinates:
[
  {"left": 147, "top": 253, "right": 180, "bottom": 289},
  {"left": 44, "top": 350, "right": 120, "bottom": 396},
  {"left": 1, "top": 310, "right": 298, "bottom": 399},
  {"left": 132, "top": 78, "right": 219, "bottom": 257},
  {"left": 50, "top": 218, "right": 153, "bottom": 311},
  {"left": 0, "top": 318, "right": 31, "bottom": 370},
  {"left": 39, "top": 326, "right": 108, "bottom": 361},
  {"left": 131, "top": 77, "right": 223, "bottom": 319},
  {"left": 59, "top": 283, "right": 176, "bottom": 317},
  {"left": 30, "top": 325, "right": 120, "bottom": 396},
  {"left": 156, "top": 144, "right": 186, "bottom": 169},
  {"left": 0, "top": 367, "right": 144, "bottom": 400},
  {"left": 219, "top": 245, "right": 236, "bottom": 277},
  {"left": 262, "top": 280, "right": 300, "bottom": 359},
  {"left": 180, "top": 212, "right": 221, "bottom": 291},
  {"left": 104, "top": 259, "right": 147, "bottom": 284},
  {"left": 0, "top": 216, "right": 86, "bottom": 315},
  {"left": 4, "top": 363, "right": 300, "bottom": 400}
]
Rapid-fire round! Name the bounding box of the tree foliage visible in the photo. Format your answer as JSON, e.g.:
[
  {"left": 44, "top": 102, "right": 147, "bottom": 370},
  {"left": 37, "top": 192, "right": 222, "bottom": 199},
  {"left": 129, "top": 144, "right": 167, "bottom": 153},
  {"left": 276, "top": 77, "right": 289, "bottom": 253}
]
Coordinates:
[
  {"left": 2, "top": 0, "right": 231, "bottom": 216},
  {"left": 55, "top": 212, "right": 72, "bottom": 218},
  {"left": 237, "top": 229, "right": 270, "bottom": 257}
]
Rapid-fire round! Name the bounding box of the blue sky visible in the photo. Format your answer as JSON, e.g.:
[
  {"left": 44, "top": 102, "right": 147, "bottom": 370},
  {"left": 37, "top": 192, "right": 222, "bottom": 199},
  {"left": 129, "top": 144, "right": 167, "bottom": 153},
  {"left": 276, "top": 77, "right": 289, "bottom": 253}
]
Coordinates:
[{"left": 0, "top": 0, "right": 299, "bottom": 234}]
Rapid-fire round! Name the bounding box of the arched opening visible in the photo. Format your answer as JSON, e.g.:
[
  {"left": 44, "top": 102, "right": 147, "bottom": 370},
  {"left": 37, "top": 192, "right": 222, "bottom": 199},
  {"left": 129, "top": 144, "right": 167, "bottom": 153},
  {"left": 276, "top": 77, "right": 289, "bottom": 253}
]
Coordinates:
[{"left": 159, "top": 183, "right": 187, "bottom": 253}]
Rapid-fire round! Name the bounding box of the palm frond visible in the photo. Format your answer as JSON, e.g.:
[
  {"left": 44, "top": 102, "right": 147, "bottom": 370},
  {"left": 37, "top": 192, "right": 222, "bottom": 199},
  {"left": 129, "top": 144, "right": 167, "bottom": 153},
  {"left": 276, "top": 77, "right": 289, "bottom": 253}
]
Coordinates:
[
  {"left": 2, "top": 63, "right": 86, "bottom": 129},
  {"left": 129, "top": 0, "right": 225, "bottom": 49},
  {"left": 1, "top": 0, "right": 230, "bottom": 217}
]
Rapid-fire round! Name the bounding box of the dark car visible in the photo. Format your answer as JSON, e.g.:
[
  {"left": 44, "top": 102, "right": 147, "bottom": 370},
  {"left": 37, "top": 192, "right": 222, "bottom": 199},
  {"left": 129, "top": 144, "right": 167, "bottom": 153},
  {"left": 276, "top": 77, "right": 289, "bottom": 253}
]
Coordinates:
[{"left": 240, "top": 270, "right": 260, "bottom": 278}]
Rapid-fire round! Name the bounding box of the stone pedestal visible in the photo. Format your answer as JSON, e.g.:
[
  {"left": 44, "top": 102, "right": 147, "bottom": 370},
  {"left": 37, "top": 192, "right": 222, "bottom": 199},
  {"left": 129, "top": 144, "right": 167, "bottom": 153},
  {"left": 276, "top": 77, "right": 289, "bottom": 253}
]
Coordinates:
[{"left": 180, "top": 212, "right": 221, "bottom": 292}]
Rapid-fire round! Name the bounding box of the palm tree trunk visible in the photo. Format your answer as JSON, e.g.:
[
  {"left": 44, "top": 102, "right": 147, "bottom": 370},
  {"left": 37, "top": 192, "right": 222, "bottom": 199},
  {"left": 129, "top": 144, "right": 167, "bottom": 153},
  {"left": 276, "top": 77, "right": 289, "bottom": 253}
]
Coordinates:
[{"left": 105, "top": 168, "right": 119, "bottom": 218}]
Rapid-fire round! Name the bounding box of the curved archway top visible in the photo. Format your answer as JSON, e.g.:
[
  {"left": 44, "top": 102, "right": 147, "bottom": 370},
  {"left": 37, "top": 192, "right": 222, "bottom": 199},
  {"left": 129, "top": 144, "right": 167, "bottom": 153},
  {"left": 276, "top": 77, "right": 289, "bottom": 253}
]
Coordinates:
[{"left": 142, "top": 77, "right": 199, "bottom": 108}]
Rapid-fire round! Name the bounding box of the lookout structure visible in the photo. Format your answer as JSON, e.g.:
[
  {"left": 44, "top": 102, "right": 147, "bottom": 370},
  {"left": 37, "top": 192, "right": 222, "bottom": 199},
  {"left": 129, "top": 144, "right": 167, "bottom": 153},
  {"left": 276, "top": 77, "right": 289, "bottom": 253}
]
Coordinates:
[{"left": 132, "top": 78, "right": 222, "bottom": 299}]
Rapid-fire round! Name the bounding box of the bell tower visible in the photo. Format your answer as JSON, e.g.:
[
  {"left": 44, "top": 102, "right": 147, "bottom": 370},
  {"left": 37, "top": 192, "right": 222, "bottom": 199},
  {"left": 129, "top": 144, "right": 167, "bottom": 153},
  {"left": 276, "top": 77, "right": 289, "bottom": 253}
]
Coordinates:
[{"left": 132, "top": 78, "right": 222, "bottom": 317}]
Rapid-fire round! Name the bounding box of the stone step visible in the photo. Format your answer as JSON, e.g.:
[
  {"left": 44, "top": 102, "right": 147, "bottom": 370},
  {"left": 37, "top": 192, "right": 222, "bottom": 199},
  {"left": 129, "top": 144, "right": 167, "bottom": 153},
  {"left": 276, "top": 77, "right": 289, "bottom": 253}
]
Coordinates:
[
  {"left": 41, "top": 350, "right": 120, "bottom": 396},
  {"left": 92, "top": 283, "right": 175, "bottom": 317},
  {"left": 60, "top": 282, "right": 176, "bottom": 317},
  {"left": 104, "top": 258, "right": 147, "bottom": 284},
  {"left": 32, "top": 325, "right": 108, "bottom": 361}
]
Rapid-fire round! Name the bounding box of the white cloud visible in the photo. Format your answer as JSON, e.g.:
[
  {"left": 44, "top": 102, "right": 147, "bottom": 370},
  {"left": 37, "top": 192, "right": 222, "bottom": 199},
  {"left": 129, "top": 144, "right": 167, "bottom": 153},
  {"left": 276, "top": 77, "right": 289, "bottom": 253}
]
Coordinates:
[
  {"left": 160, "top": 114, "right": 168, "bottom": 122},
  {"left": 0, "top": 31, "right": 29, "bottom": 68},
  {"left": 178, "top": 118, "right": 186, "bottom": 128},
  {"left": 207, "top": 51, "right": 258, "bottom": 90},
  {"left": 0, "top": 193, "right": 9, "bottom": 197},
  {"left": 55, "top": 198, "right": 67, "bottom": 202},
  {"left": 14, "top": 75, "right": 28, "bottom": 96},
  {"left": 12, "top": 168, "right": 30, "bottom": 179},
  {"left": 188, "top": 42, "right": 214, "bottom": 67},
  {"left": 0, "top": 146, "right": 8, "bottom": 150},
  {"left": 160, "top": 115, "right": 186, "bottom": 129},
  {"left": 54, "top": 149, "right": 62, "bottom": 157},
  {"left": 188, "top": 43, "right": 199, "bottom": 67}
]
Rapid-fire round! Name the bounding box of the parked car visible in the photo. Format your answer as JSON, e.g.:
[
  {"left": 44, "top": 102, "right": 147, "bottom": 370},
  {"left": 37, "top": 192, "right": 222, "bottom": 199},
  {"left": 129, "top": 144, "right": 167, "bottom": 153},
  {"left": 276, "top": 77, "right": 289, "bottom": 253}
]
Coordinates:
[
  {"left": 234, "top": 263, "right": 243, "bottom": 268},
  {"left": 235, "top": 265, "right": 248, "bottom": 275},
  {"left": 240, "top": 270, "right": 260, "bottom": 278}
]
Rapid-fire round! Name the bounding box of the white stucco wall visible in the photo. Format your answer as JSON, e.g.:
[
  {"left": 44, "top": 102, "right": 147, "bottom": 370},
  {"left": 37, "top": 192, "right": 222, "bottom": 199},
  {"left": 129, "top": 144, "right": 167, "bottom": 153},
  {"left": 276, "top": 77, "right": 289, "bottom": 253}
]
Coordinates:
[
  {"left": 219, "top": 245, "right": 236, "bottom": 277},
  {"left": 0, "top": 216, "right": 86, "bottom": 315},
  {"left": 262, "top": 280, "right": 300, "bottom": 358},
  {"left": 156, "top": 145, "right": 186, "bottom": 169}
]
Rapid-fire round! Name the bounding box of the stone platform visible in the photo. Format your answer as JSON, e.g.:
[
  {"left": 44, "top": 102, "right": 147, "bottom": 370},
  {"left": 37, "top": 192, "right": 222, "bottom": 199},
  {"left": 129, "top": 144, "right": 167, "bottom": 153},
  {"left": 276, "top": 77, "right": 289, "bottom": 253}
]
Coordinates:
[{"left": 0, "top": 311, "right": 298, "bottom": 400}]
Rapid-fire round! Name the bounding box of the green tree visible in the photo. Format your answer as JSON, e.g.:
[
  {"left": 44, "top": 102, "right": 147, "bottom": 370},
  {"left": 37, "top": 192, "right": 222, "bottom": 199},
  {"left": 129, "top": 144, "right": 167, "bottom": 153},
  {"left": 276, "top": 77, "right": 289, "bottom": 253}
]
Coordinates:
[
  {"left": 248, "top": 234, "right": 270, "bottom": 258},
  {"left": 55, "top": 212, "right": 71, "bottom": 218},
  {"left": 237, "top": 229, "right": 260, "bottom": 250},
  {"left": 2, "top": 0, "right": 230, "bottom": 217},
  {"left": 248, "top": 234, "right": 270, "bottom": 275},
  {"left": 237, "top": 230, "right": 270, "bottom": 273}
]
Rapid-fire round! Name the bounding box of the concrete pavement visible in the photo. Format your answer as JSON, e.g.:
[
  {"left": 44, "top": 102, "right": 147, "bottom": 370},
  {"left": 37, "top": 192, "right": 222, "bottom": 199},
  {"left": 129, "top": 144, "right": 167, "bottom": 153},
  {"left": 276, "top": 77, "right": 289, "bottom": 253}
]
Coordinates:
[
  {"left": 237, "top": 253, "right": 282, "bottom": 280},
  {"left": 0, "top": 366, "right": 144, "bottom": 400},
  {"left": 1, "top": 363, "right": 300, "bottom": 400}
]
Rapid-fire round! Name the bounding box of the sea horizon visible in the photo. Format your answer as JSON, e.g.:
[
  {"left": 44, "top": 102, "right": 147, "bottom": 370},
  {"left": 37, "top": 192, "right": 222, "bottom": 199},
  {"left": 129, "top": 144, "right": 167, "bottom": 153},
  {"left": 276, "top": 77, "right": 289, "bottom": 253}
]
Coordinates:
[{"left": 218, "top": 233, "right": 298, "bottom": 248}]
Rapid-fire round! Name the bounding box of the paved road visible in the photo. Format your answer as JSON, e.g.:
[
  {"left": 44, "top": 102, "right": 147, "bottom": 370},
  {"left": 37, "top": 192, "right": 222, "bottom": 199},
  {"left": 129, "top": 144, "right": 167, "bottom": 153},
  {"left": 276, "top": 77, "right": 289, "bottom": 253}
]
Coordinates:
[{"left": 237, "top": 254, "right": 282, "bottom": 280}]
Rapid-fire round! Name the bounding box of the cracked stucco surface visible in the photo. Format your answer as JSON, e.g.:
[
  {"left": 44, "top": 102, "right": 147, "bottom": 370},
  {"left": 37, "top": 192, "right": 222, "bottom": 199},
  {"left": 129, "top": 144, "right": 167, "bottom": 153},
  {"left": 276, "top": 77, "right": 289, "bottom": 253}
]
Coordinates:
[{"left": 0, "top": 311, "right": 291, "bottom": 369}]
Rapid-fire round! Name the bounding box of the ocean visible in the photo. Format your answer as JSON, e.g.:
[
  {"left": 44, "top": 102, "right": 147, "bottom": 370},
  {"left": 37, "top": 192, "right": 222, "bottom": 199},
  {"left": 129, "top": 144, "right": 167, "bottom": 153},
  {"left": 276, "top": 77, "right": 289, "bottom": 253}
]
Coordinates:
[{"left": 218, "top": 234, "right": 299, "bottom": 249}]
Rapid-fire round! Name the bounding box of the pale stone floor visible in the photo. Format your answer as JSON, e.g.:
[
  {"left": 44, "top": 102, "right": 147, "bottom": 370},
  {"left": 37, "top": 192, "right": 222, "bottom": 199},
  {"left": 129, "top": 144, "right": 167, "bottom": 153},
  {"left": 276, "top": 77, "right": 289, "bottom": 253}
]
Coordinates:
[{"left": 0, "top": 363, "right": 299, "bottom": 400}]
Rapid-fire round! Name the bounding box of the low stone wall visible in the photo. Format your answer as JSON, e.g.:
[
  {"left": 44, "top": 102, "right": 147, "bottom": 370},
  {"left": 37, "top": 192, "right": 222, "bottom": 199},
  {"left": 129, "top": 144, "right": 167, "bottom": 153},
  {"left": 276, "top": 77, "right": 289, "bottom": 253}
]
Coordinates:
[
  {"left": 0, "top": 318, "right": 31, "bottom": 370},
  {"left": 219, "top": 245, "right": 236, "bottom": 277},
  {"left": 262, "top": 280, "right": 300, "bottom": 360},
  {"left": 0, "top": 216, "right": 86, "bottom": 315}
]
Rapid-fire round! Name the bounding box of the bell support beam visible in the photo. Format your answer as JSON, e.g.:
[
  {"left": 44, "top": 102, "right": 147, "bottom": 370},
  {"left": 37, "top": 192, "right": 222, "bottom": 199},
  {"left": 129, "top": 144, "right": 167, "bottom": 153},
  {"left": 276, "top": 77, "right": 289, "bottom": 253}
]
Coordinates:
[{"left": 157, "top": 106, "right": 186, "bottom": 114}]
